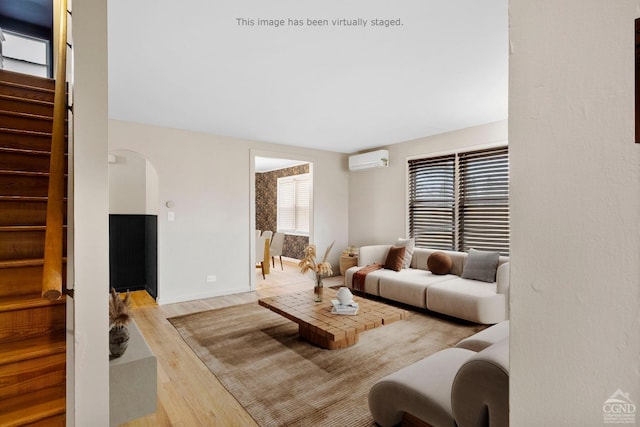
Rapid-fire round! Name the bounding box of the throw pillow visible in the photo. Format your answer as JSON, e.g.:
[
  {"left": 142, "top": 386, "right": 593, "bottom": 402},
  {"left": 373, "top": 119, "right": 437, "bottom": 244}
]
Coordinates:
[
  {"left": 427, "top": 252, "right": 453, "bottom": 275},
  {"left": 394, "top": 237, "right": 415, "bottom": 269},
  {"left": 461, "top": 249, "right": 500, "bottom": 283},
  {"left": 384, "top": 246, "right": 406, "bottom": 272}
]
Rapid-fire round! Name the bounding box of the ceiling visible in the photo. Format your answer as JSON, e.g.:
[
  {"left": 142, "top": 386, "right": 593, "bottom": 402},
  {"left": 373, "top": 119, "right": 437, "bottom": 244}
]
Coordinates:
[{"left": 106, "top": 0, "right": 508, "bottom": 154}]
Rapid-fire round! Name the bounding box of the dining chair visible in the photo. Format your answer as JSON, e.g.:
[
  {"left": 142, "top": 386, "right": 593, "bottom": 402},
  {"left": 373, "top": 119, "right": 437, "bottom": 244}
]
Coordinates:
[
  {"left": 256, "top": 236, "right": 266, "bottom": 279},
  {"left": 270, "top": 232, "right": 285, "bottom": 270},
  {"left": 256, "top": 230, "right": 261, "bottom": 237},
  {"left": 261, "top": 230, "right": 273, "bottom": 243}
]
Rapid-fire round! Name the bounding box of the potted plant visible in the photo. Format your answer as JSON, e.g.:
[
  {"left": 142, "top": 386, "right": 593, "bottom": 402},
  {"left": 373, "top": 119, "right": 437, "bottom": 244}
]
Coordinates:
[
  {"left": 109, "top": 288, "right": 132, "bottom": 358},
  {"left": 299, "top": 241, "right": 334, "bottom": 302}
]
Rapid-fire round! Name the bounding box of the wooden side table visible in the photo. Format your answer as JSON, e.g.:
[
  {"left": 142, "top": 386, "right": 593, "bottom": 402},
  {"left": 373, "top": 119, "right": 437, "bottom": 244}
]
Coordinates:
[{"left": 339, "top": 254, "right": 358, "bottom": 276}]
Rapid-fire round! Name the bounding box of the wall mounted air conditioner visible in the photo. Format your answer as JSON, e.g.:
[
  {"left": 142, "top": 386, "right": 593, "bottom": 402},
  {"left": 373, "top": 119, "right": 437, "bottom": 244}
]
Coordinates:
[{"left": 348, "top": 149, "right": 389, "bottom": 171}]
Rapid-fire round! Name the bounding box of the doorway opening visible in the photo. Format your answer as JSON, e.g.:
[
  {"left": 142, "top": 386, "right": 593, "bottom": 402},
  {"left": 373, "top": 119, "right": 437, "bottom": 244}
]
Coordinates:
[{"left": 251, "top": 154, "right": 314, "bottom": 291}]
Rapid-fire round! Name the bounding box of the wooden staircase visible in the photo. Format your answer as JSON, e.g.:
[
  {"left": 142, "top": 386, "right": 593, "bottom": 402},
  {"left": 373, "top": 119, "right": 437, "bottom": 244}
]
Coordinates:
[{"left": 0, "top": 69, "right": 67, "bottom": 426}]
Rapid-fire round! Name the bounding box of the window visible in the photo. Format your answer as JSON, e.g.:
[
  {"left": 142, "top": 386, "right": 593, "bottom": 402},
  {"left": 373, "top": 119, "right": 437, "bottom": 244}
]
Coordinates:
[
  {"left": 277, "top": 173, "right": 309, "bottom": 234},
  {"left": 0, "top": 30, "right": 50, "bottom": 77},
  {"left": 408, "top": 155, "right": 456, "bottom": 250},
  {"left": 408, "top": 146, "right": 509, "bottom": 255}
]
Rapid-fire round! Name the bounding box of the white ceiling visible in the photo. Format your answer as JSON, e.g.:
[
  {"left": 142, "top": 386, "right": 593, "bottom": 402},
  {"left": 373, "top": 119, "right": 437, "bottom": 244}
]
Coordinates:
[{"left": 107, "top": 0, "right": 508, "bottom": 154}]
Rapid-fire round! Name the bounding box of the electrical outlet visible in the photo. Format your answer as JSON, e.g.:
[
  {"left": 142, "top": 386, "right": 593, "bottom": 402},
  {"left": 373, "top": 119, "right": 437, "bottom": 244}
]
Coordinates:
[{"left": 206, "top": 275, "right": 216, "bottom": 283}]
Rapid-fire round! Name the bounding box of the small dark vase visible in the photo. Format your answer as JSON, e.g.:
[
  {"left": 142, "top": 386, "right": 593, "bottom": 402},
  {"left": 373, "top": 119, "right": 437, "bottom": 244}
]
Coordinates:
[
  {"left": 314, "top": 274, "right": 324, "bottom": 302},
  {"left": 109, "top": 325, "right": 130, "bottom": 358}
]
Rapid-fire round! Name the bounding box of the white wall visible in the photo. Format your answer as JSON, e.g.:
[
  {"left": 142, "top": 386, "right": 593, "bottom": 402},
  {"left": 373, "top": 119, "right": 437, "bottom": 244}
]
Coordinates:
[
  {"left": 146, "top": 159, "right": 159, "bottom": 215},
  {"left": 348, "top": 120, "right": 507, "bottom": 246},
  {"left": 109, "top": 151, "right": 147, "bottom": 214},
  {"left": 71, "top": 0, "right": 110, "bottom": 424},
  {"left": 109, "top": 119, "right": 349, "bottom": 304},
  {"left": 108, "top": 150, "right": 159, "bottom": 215},
  {"left": 510, "top": 0, "right": 640, "bottom": 425}
]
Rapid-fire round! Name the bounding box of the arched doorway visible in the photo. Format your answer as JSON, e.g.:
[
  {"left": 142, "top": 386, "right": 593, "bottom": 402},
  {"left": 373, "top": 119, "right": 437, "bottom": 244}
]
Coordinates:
[{"left": 108, "top": 149, "right": 160, "bottom": 298}]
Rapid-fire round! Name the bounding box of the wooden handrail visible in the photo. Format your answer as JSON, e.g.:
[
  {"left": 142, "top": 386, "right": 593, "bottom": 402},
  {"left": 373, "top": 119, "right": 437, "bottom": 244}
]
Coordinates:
[{"left": 42, "top": 0, "right": 68, "bottom": 301}]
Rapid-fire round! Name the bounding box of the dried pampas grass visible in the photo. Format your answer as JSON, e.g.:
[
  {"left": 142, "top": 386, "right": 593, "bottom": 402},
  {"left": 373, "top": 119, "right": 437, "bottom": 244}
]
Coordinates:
[{"left": 109, "top": 288, "right": 132, "bottom": 329}]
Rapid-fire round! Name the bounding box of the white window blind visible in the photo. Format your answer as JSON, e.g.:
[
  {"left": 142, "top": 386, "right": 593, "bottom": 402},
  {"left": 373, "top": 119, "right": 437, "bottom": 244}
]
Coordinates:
[
  {"left": 294, "top": 177, "right": 310, "bottom": 233},
  {"left": 408, "top": 147, "right": 509, "bottom": 256},
  {"left": 277, "top": 174, "right": 309, "bottom": 234},
  {"left": 277, "top": 179, "right": 295, "bottom": 231}
]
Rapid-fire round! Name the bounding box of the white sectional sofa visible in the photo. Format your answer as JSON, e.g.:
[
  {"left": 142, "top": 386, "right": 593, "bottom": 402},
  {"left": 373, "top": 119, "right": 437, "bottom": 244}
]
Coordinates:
[{"left": 344, "top": 245, "right": 510, "bottom": 324}]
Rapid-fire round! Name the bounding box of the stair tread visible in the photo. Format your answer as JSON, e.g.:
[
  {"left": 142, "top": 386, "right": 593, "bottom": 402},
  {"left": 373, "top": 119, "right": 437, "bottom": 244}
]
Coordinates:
[
  {"left": 0, "top": 109, "right": 54, "bottom": 121},
  {"left": 0, "top": 294, "right": 66, "bottom": 312},
  {"left": 0, "top": 146, "right": 53, "bottom": 156},
  {"left": 0, "top": 225, "right": 47, "bottom": 231},
  {"left": 0, "top": 71, "right": 55, "bottom": 92},
  {"left": 0, "top": 258, "right": 67, "bottom": 269},
  {"left": 0, "top": 93, "right": 54, "bottom": 107},
  {"left": 0, "top": 258, "right": 44, "bottom": 268},
  {"left": 0, "top": 196, "right": 67, "bottom": 202},
  {"left": 0, "top": 331, "right": 65, "bottom": 365},
  {"left": 0, "top": 169, "right": 50, "bottom": 177},
  {"left": 0, "top": 127, "right": 52, "bottom": 137},
  {"left": 0, "top": 385, "right": 65, "bottom": 427},
  {"left": 0, "top": 225, "right": 67, "bottom": 231}
]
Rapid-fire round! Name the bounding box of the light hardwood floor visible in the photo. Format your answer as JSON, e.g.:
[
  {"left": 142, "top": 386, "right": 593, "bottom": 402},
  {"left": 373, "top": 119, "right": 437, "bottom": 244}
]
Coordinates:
[{"left": 121, "top": 260, "right": 344, "bottom": 427}]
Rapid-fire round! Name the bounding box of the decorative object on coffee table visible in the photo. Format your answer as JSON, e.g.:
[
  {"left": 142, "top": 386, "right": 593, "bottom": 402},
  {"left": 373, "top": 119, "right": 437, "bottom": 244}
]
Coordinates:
[
  {"left": 333, "top": 287, "right": 358, "bottom": 315},
  {"left": 109, "top": 288, "right": 132, "bottom": 358},
  {"left": 336, "top": 286, "right": 354, "bottom": 306},
  {"left": 298, "top": 241, "right": 334, "bottom": 302}
]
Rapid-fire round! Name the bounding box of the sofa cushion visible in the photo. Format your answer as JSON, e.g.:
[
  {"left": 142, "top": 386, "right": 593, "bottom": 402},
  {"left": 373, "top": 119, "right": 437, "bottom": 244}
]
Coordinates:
[
  {"left": 357, "top": 245, "right": 392, "bottom": 267},
  {"left": 394, "top": 237, "right": 415, "bottom": 269},
  {"left": 344, "top": 266, "right": 397, "bottom": 296},
  {"left": 427, "top": 252, "right": 453, "bottom": 275},
  {"left": 461, "top": 249, "right": 500, "bottom": 283},
  {"left": 427, "top": 277, "right": 506, "bottom": 324},
  {"left": 384, "top": 246, "right": 406, "bottom": 271},
  {"left": 379, "top": 270, "right": 457, "bottom": 308}
]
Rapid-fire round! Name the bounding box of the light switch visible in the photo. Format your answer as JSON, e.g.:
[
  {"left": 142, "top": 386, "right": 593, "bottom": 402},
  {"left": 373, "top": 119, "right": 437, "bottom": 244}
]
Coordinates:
[{"left": 168, "top": 211, "right": 175, "bottom": 221}]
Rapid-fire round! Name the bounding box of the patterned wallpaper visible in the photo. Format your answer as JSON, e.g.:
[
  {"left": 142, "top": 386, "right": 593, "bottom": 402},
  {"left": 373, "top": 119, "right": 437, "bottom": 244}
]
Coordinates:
[{"left": 256, "top": 164, "right": 310, "bottom": 259}]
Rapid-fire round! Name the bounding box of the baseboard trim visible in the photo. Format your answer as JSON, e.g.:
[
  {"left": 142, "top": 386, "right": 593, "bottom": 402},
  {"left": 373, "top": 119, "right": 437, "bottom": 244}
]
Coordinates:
[{"left": 157, "top": 286, "right": 249, "bottom": 305}]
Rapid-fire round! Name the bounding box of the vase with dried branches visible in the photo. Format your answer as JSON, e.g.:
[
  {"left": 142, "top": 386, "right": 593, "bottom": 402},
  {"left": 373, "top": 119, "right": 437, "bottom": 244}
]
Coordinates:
[
  {"left": 298, "top": 241, "right": 334, "bottom": 302},
  {"left": 109, "top": 288, "right": 132, "bottom": 358}
]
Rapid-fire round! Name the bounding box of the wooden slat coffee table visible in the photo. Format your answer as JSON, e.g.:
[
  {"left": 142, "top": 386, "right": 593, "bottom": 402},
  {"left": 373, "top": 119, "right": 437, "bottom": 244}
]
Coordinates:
[{"left": 258, "top": 288, "right": 408, "bottom": 349}]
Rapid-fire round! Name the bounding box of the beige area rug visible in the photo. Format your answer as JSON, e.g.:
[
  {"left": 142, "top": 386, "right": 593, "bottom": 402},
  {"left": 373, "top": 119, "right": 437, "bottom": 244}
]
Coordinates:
[{"left": 168, "top": 301, "right": 484, "bottom": 427}]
